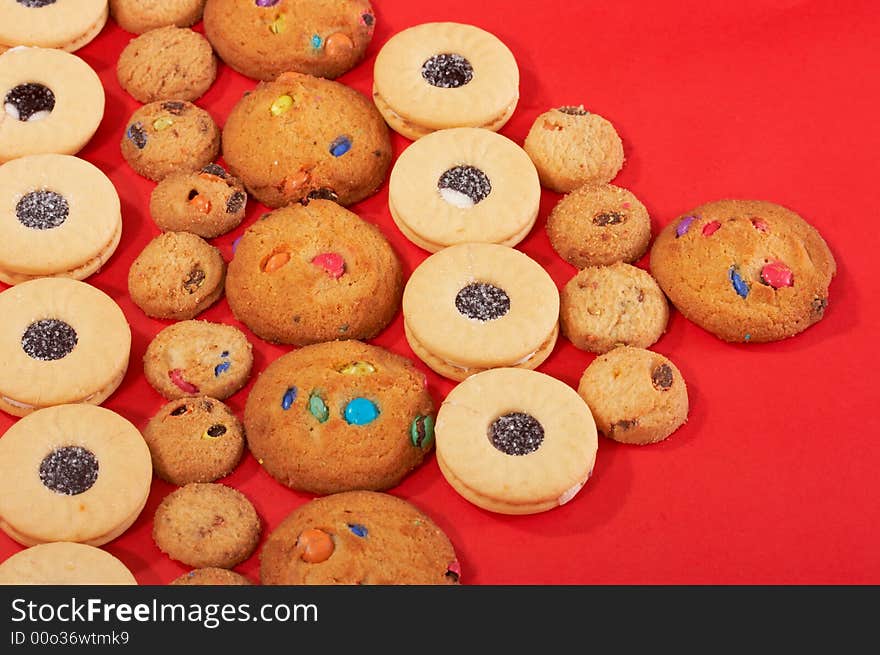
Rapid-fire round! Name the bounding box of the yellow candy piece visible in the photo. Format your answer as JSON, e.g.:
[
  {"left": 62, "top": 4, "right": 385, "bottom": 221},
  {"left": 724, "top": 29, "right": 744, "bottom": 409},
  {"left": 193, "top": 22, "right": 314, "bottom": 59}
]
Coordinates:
[
  {"left": 269, "top": 14, "right": 286, "bottom": 35},
  {"left": 270, "top": 95, "right": 293, "bottom": 116},
  {"left": 152, "top": 116, "right": 174, "bottom": 131},
  {"left": 338, "top": 361, "right": 376, "bottom": 376}
]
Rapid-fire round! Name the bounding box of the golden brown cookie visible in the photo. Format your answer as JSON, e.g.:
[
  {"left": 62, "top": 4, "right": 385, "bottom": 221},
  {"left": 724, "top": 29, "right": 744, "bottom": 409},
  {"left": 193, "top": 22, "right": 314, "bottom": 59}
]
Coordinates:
[
  {"left": 121, "top": 100, "right": 220, "bottom": 182},
  {"left": 128, "top": 231, "right": 226, "bottom": 320},
  {"left": 221, "top": 72, "right": 391, "bottom": 208},
  {"left": 649, "top": 199, "right": 837, "bottom": 343},
  {"left": 152, "top": 483, "right": 261, "bottom": 569},
  {"left": 171, "top": 567, "right": 251, "bottom": 585},
  {"left": 260, "top": 491, "right": 459, "bottom": 585},
  {"left": 110, "top": 0, "right": 205, "bottom": 35},
  {"left": 0, "top": 543, "right": 136, "bottom": 585},
  {"left": 577, "top": 346, "right": 689, "bottom": 445},
  {"left": 225, "top": 200, "right": 402, "bottom": 345},
  {"left": 117, "top": 26, "right": 217, "bottom": 104}
]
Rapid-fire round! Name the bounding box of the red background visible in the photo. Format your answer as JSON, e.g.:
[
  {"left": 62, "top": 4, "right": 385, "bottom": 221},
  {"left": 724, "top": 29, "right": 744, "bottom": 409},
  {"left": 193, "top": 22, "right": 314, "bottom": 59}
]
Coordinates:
[{"left": 1, "top": 0, "right": 879, "bottom": 584}]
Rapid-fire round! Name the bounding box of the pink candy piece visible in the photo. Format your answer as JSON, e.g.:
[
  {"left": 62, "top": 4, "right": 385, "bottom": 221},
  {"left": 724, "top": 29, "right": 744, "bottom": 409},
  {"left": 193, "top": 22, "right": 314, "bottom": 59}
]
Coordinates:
[
  {"left": 447, "top": 559, "right": 461, "bottom": 578},
  {"left": 761, "top": 261, "right": 794, "bottom": 289},
  {"left": 751, "top": 217, "right": 769, "bottom": 233},
  {"left": 702, "top": 220, "right": 721, "bottom": 236},
  {"left": 169, "top": 369, "right": 199, "bottom": 394},
  {"left": 311, "top": 252, "right": 345, "bottom": 279}
]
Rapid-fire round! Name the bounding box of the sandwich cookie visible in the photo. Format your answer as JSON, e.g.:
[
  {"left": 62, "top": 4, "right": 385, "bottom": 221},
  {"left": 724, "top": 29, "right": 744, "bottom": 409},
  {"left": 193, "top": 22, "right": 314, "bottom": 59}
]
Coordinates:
[
  {"left": 373, "top": 22, "right": 519, "bottom": 140},
  {"left": 0, "top": 47, "right": 104, "bottom": 163},
  {"left": 388, "top": 127, "right": 540, "bottom": 252},
  {"left": 0, "top": 404, "right": 152, "bottom": 546},
  {"left": 0, "top": 154, "right": 121, "bottom": 285},
  {"left": 0, "top": 278, "right": 131, "bottom": 417},
  {"left": 0, "top": 542, "right": 136, "bottom": 585},
  {"left": 0, "top": 0, "right": 108, "bottom": 51},
  {"left": 435, "top": 367, "right": 598, "bottom": 515},
  {"left": 402, "top": 243, "right": 559, "bottom": 382}
]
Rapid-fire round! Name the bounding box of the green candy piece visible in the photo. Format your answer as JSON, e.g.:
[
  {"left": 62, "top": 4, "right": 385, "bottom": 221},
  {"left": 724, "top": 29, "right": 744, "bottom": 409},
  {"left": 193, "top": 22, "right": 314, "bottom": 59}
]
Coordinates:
[
  {"left": 410, "top": 415, "right": 435, "bottom": 449},
  {"left": 338, "top": 361, "right": 376, "bottom": 376},
  {"left": 270, "top": 95, "right": 293, "bottom": 116},
  {"left": 308, "top": 392, "right": 329, "bottom": 423},
  {"left": 152, "top": 116, "right": 174, "bottom": 131}
]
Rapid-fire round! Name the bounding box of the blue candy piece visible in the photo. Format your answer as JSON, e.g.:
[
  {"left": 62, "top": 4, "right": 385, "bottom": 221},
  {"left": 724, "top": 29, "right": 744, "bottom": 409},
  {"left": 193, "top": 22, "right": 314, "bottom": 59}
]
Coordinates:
[
  {"left": 728, "top": 266, "right": 750, "bottom": 298},
  {"left": 214, "top": 361, "right": 231, "bottom": 377},
  {"left": 348, "top": 523, "right": 368, "bottom": 538},
  {"left": 344, "top": 398, "right": 379, "bottom": 425},
  {"left": 282, "top": 387, "right": 298, "bottom": 411},
  {"left": 311, "top": 34, "right": 323, "bottom": 49},
  {"left": 329, "top": 135, "right": 352, "bottom": 157},
  {"left": 126, "top": 122, "right": 147, "bottom": 150}
]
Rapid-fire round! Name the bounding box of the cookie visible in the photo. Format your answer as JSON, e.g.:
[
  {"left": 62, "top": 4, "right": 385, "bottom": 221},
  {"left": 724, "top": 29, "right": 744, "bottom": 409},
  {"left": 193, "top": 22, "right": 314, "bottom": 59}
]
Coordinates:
[
  {"left": 649, "top": 199, "right": 837, "bottom": 342},
  {"left": 128, "top": 231, "right": 226, "bottom": 320},
  {"left": 110, "top": 0, "right": 204, "bottom": 34},
  {"left": 0, "top": 47, "right": 104, "bottom": 163},
  {"left": 117, "top": 26, "right": 217, "bottom": 104},
  {"left": 204, "top": 0, "right": 375, "bottom": 82},
  {"left": 0, "top": 542, "right": 136, "bottom": 585},
  {"left": 402, "top": 243, "right": 559, "bottom": 382},
  {"left": 121, "top": 100, "right": 220, "bottom": 182},
  {"left": 0, "top": 154, "right": 121, "bottom": 285},
  {"left": 149, "top": 163, "right": 247, "bottom": 238},
  {"left": 171, "top": 567, "right": 251, "bottom": 585},
  {"left": 0, "top": 0, "right": 108, "bottom": 51},
  {"left": 0, "top": 278, "right": 131, "bottom": 417},
  {"left": 226, "top": 200, "right": 402, "bottom": 345},
  {"left": 260, "top": 491, "right": 459, "bottom": 585},
  {"left": 152, "top": 483, "right": 261, "bottom": 569},
  {"left": 0, "top": 404, "right": 152, "bottom": 546},
  {"left": 523, "top": 106, "right": 625, "bottom": 193},
  {"left": 373, "top": 22, "right": 519, "bottom": 140},
  {"left": 222, "top": 72, "right": 391, "bottom": 208},
  {"left": 245, "top": 341, "right": 434, "bottom": 495},
  {"left": 388, "top": 127, "right": 540, "bottom": 252},
  {"left": 577, "top": 346, "right": 689, "bottom": 445},
  {"left": 435, "top": 367, "right": 598, "bottom": 515},
  {"left": 560, "top": 262, "right": 669, "bottom": 354},
  {"left": 547, "top": 183, "right": 652, "bottom": 268},
  {"left": 143, "top": 396, "right": 245, "bottom": 486}
]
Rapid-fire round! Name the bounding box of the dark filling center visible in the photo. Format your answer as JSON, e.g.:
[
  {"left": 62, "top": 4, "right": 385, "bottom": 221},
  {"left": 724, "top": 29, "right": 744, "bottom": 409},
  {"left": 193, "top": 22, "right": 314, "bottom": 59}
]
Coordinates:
[
  {"left": 421, "top": 53, "right": 474, "bottom": 88},
  {"left": 16, "top": 190, "right": 69, "bottom": 230},
  {"left": 557, "top": 106, "right": 589, "bottom": 115},
  {"left": 226, "top": 191, "right": 245, "bottom": 214},
  {"left": 455, "top": 283, "right": 510, "bottom": 321},
  {"left": 489, "top": 412, "right": 544, "bottom": 456},
  {"left": 5, "top": 83, "right": 55, "bottom": 121},
  {"left": 16, "top": 0, "right": 57, "bottom": 8},
  {"left": 21, "top": 319, "right": 78, "bottom": 361},
  {"left": 438, "top": 166, "right": 491, "bottom": 205},
  {"left": 206, "top": 424, "right": 227, "bottom": 438},
  {"left": 593, "top": 211, "right": 625, "bottom": 226},
  {"left": 39, "top": 446, "right": 98, "bottom": 496}
]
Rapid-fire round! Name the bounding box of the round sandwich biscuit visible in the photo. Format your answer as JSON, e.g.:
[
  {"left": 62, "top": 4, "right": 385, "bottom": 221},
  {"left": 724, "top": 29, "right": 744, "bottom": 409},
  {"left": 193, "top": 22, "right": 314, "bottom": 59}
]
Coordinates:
[
  {"left": 0, "top": 404, "right": 152, "bottom": 546},
  {"left": 435, "top": 367, "right": 598, "bottom": 515},
  {"left": 402, "top": 243, "right": 559, "bottom": 382},
  {"left": 0, "top": 154, "right": 121, "bottom": 285},
  {"left": 171, "top": 567, "right": 251, "bottom": 585},
  {"left": 0, "top": 278, "right": 131, "bottom": 417},
  {"left": 389, "top": 127, "right": 540, "bottom": 252},
  {"left": 110, "top": 0, "right": 205, "bottom": 35},
  {"left": 0, "top": 542, "right": 136, "bottom": 585},
  {"left": 373, "top": 22, "right": 519, "bottom": 140},
  {"left": 260, "top": 491, "right": 460, "bottom": 585},
  {"left": 0, "top": 0, "right": 108, "bottom": 52}
]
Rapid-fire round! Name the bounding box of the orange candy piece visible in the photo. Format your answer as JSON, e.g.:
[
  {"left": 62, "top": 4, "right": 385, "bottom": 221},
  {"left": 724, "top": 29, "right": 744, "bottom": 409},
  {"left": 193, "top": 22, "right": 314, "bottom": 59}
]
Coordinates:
[
  {"left": 261, "top": 251, "right": 290, "bottom": 273},
  {"left": 282, "top": 170, "right": 310, "bottom": 197},
  {"left": 188, "top": 194, "right": 211, "bottom": 214},
  {"left": 297, "top": 528, "right": 334, "bottom": 563},
  {"left": 324, "top": 32, "right": 354, "bottom": 58}
]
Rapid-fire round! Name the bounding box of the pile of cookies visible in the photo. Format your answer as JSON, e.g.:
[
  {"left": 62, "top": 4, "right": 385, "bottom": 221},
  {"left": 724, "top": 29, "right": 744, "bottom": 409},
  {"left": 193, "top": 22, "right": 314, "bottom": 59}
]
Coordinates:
[{"left": 0, "top": 1, "right": 837, "bottom": 585}]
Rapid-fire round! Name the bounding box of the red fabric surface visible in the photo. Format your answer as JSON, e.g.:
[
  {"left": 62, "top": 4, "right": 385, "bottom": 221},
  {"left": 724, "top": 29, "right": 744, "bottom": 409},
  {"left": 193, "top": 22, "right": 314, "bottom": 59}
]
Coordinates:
[{"left": 1, "top": 0, "right": 878, "bottom": 585}]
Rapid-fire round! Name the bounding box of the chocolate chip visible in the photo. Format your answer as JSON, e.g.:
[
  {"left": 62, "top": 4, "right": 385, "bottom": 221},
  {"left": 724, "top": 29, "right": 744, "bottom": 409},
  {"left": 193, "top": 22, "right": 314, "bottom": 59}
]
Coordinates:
[
  {"left": 21, "top": 319, "right": 77, "bottom": 361},
  {"left": 4, "top": 83, "right": 55, "bottom": 121},
  {"left": 200, "top": 163, "right": 228, "bottom": 178},
  {"left": 126, "top": 122, "right": 147, "bottom": 149},
  {"left": 445, "top": 569, "right": 460, "bottom": 583},
  {"left": 489, "top": 412, "right": 545, "bottom": 456},
  {"left": 300, "top": 188, "right": 338, "bottom": 205},
  {"left": 651, "top": 363, "right": 674, "bottom": 390},
  {"left": 438, "top": 166, "right": 492, "bottom": 206},
  {"left": 812, "top": 297, "right": 828, "bottom": 314},
  {"left": 226, "top": 191, "right": 245, "bottom": 214},
  {"left": 162, "top": 101, "right": 186, "bottom": 115},
  {"left": 455, "top": 283, "right": 510, "bottom": 322},
  {"left": 201, "top": 399, "right": 214, "bottom": 411},
  {"left": 611, "top": 419, "right": 639, "bottom": 434},
  {"left": 187, "top": 189, "right": 199, "bottom": 201},
  {"left": 206, "top": 424, "right": 227, "bottom": 438},
  {"left": 39, "top": 446, "right": 98, "bottom": 496},
  {"left": 16, "top": 190, "right": 68, "bottom": 230},
  {"left": 421, "top": 53, "right": 474, "bottom": 88},
  {"left": 362, "top": 12, "right": 374, "bottom": 26},
  {"left": 16, "top": 0, "right": 57, "bottom": 7},
  {"left": 593, "top": 211, "right": 625, "bottom": 226},
  {"left": 557, "top": 106, "right": 589, "bottom": 115},
  {"left": 183, "top": 266, "right": 205, "bottom": 293},
  {"left": 170, "top": 405, "right": 188, "bottom": 416}
]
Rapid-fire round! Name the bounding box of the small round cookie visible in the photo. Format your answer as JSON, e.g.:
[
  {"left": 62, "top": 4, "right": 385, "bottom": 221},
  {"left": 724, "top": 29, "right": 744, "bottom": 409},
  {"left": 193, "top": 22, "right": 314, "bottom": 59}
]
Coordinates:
[
  {"left": 436, "top": 368, "right": 598, "bottom": 515},
  {"left": 0, "top": 47, "right": 104, "bottom": 163},
  {"left": 226, "top": 200, "right": 402, "bottom": 345},
  {"left": 0, "top": 543, "right": 136, "bottom": 585},
  {"left": 260, "top": 491, "right": 459, "bottom": 585},
  {"left": 117, "top": 26, "right": 217, "bottom": 104},
  {"left": 389, "top": 128, "right": 540, "bottom": 252},
  {"left": 143, "top": 397, "right": 245, "bottom": 485},
  {"left": 0, "top": 154, "right": 121, "bottom": 285},
  {"left": 121, "top": 100, "right": 220, "bottom": 182},
  {"left": 547, "top": 183, "right": 652, "bottom": 268},
  {"left": 0, "top": 0, "right": 108, "bottom": 51},
  {"left": 560, "top": 262, "right": 669, "bottom": 354},
  {"left": 204, "top": 0, "right": 375, "bottom": 82},
  {"left": 152, "top": 483, "right": 261, "bottom": 569},
  {"left": 578, "top": 346, "right": 689, "bottom": 445},
  {"left": 0, "top": 404, "right": 152, "bottom": 546},
  {"left": 128, "top": 231, "right": 226, "bottom": 320},
  {"left": 245, "top": 341, "right": 435, "bottom": 495},
  {"left": 0, "top": 278, "right": 130, "bottom": 417},
  {"left": 524, "top": 106, "right": 625, "bottom": 193},
  {"left": 149, "top": 163, "right": 247, "bottom": 238},
  {"left": 372, "top": 22, "right": 519, "bottom": 140},
  {"left": 171, "top": 567, "right": 251, "bottom": 585},
  {"left": 402, "top": 243, "right": 559, "bottom": 382},
  {"left": 650, "top": 199, "right": 837, "bottom": 343},
  {"left": 222, "top": 72, "right": 391, "bottom": 208},
  {"left": 110, "top": 0, "right": 204, "bottom": 34}
]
